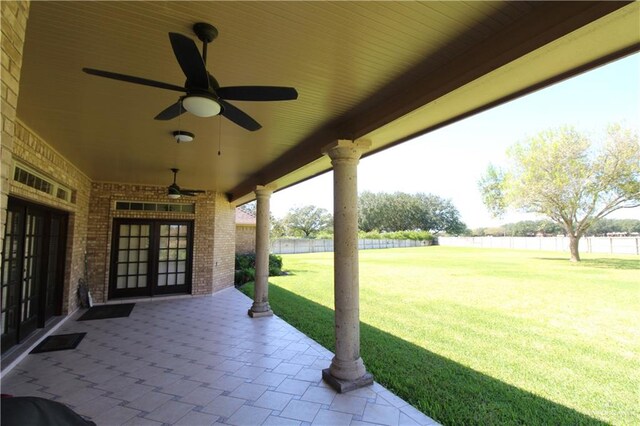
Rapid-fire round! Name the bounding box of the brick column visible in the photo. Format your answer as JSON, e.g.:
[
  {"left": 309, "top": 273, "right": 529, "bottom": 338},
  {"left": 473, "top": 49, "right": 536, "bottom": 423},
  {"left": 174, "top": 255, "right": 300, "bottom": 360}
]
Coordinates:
[
  {"left": 248, "top": 185, "right": 275, "bottom": 318},
  {"left": 1, "top": 0, "right": 30, "bottom": 257},
  {"left": 321, "top": 139, "right": 373, "bottom": 392}
]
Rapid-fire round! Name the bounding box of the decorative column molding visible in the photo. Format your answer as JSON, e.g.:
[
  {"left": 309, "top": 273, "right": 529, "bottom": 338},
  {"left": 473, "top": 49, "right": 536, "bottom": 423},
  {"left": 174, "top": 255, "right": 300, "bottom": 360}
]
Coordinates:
[
  {"left": 321, "top": 139, "right": 374, "bottom": 392},
  {"left": 248, "top": 184, "right": 276, "bottom": 318}
]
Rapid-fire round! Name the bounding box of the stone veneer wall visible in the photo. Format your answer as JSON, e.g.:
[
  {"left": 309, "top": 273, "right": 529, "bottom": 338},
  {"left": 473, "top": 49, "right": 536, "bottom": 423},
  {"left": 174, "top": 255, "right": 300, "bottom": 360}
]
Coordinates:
[
  {"left": 10, "top": 120, "right": 92, "bottom": 314},
  {"left": 236, "top": 225, "right": 256, "bottom": 254},
  {"left": 1, "top": 0, "right": 30, "bottom": 257},
  {"left": 87, "top": 183, "right": 235, "bottom": 303}
]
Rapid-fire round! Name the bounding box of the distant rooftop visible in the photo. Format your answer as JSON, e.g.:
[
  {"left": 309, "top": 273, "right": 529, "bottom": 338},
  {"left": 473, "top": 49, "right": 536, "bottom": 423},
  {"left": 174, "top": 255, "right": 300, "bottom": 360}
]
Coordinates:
[{"left": 235, "top": 208, "right": 256, "bottom": 226}]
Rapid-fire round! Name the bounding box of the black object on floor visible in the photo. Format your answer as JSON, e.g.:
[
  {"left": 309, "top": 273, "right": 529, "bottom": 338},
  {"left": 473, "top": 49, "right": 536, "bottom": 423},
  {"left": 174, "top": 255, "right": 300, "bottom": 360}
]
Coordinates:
[
  {"left": 30, "top": 333, "right": 86, "bottom": 354},
  {"left": 1, "top": 396, "right": 96, "bottom": 425},
  {"left": 77, "top": 303, "right": 135, "bottom": 321}
]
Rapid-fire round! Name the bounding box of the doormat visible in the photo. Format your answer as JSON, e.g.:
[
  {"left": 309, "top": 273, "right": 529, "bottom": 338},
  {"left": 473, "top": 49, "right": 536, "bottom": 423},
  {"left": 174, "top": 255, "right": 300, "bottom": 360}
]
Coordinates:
[
  {"left": 30, "top": 333, "right": 86, "bottom": 354},
  {"left": 77, "top": 303, "right": 135, "bottom": 321}
]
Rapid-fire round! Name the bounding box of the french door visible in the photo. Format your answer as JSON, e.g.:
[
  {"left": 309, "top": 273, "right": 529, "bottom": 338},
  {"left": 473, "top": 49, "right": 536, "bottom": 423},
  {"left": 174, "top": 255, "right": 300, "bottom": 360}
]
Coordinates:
[
  {"left": 109, "top": 219, "right": 193, "bottom": 298},
  {"left": 1, "top": 199, "right": 67, "bottom": 353}
]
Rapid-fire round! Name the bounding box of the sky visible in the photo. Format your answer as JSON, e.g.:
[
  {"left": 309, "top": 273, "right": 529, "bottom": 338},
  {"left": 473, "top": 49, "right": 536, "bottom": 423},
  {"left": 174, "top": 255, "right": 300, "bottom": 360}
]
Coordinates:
[{"left": 270, "top": 53, "right": 640, "bottom": 229}]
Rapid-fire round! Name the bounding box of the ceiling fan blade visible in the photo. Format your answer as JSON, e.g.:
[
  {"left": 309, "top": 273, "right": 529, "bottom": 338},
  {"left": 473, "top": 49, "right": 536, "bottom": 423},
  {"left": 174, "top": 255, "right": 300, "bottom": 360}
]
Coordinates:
[
  {"left": 219, "top": 100, "right": 261, "bottom": 131},
  {"left": 83, "top": 68, "right": 186, "bottom": 93},
  {"left": 181, "top": 189, "right": 205, "bottom": 196},
  {"left": 154, "top": 100, "right": 186, "bottom": 121},
  {"left": 217, "top": 86, "right": 298, "bottom": 101},
  {"left": 168, "top": 33, "right": 209, "bottom": 89}
]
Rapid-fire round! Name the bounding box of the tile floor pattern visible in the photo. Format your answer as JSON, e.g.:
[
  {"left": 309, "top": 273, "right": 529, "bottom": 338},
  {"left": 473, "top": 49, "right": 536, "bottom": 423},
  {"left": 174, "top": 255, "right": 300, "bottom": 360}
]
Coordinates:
[{"left": 2, "top": 288, "right": 438, "bottom": 426}]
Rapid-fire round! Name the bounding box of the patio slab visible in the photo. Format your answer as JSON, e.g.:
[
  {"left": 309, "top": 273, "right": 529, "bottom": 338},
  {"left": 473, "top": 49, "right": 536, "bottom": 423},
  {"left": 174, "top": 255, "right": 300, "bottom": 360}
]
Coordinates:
[{"left": 1, "top": 288, "right": 439, "bottom": 425}]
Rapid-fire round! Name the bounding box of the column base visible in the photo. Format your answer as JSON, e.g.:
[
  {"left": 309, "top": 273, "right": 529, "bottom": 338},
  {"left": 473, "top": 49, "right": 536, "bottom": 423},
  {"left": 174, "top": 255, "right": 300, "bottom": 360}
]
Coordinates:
[
  {"left": 322, "top": 368, "right": 373, "bottom": 393},
  {"left": 248, "top": 308, "right": 273, "bottom": 318}
]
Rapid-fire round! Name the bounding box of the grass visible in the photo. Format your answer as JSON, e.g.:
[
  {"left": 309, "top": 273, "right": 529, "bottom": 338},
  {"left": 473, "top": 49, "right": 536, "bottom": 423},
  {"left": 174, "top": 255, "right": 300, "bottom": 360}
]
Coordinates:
[{"left": 240, "top": 246, "right": 639, "bottom": 425}]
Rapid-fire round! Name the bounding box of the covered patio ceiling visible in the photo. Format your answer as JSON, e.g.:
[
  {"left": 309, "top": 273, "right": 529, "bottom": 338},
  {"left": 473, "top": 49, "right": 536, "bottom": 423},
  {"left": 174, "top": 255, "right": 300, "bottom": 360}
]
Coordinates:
[{"left": 16, "top": 1, "right": 639, "bottom": 204}]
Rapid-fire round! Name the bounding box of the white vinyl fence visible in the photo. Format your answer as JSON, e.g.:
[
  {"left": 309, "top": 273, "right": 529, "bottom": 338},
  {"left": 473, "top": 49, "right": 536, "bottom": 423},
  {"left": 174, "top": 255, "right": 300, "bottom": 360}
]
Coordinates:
[
  {"left": 437, "top": 236, "right": 640, "bottom": 255},
  {"left": 271, "top": 238, "right": 432, "bottom": 254}
]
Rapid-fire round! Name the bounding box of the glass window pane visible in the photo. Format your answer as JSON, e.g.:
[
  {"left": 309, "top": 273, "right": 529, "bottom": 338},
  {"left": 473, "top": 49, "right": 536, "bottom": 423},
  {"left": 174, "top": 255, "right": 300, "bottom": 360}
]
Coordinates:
[
  {"left": 167, "top": 274, "right": 176, "bottom": 286},
  {"left": 169, "top": 250, "right": 177, "bottom": 260},
  {"left": 141, "top": 226, "right": 150, "bottom": 237},
  {"left": 158, "top": 274, "right": 166, "bottom": 286},
  {"left": 127, "top": 276, "right": 137, "bottom": 288},
  {"left": 128, "top": 263, "right": 137, "bottom": 275},
  {"left": 178, "top": 239, "right": 187, "bottom": 249},
  {"left": 139, "top": 251, "right": 148, "bottom": 262},
  {"left": 168, "top": 262, "right": 176, "bottom": 273},
  {"left": 159, "top": 250, "right": 167, "bottom": 261},
  {"left": 179, "top": 225, "right": 187, "bottom": 236},
  {"left": 177, "top": 274, "right": 185, "bottom": 285},
  {"left": 118, "top": 238, "right": 129, "bottom": 250},
  {"left": 159, "top": 237, "right": 168, "bottom": 249},
  {"left": 140, "top": 238, "right": 149, "bottom": 249},
  {"left": 117, "top": 264, "right": 127, "bottom": 275},
  {"left": 178, "top": 249, "right": 187, "bottom": 260},
  {"left": 139, "top": 263, "right": 147, "bottom": 274},
  {"left": 117, "top": 277, "right": 126, "bottom": 289},
  {"left": 177, "top": 261, "right": 186, "bottom": 273},
  {"left": 130, "top": 238, "right": 139, "bottom": 249},
  {"left": 130, "top": 225, "right": 140, "bottom": 236},
  {"left": 170, "top": 225, "right": 179, "bottom": 236},
  {"left": 120, "top": 225, "right": 130, "bottom": 236},
  {"left": 137, "top": 276, "right": 147, "bottom": 287},
  {"left": 158, "top": 262, "right": 167, "bottom": 273},
  {"left": 128, "top": 251, "right": 138, "bottom": 262},
  {"left": 160, "top": 225, "right": 169, "bottom": 236},
  {"left": 118, "top": 250, "right": 128, "bottom": 262}
]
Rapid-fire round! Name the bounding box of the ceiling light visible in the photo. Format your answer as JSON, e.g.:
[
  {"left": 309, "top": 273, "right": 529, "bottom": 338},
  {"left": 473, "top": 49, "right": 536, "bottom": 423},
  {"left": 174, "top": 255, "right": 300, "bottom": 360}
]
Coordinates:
[
  {"left": 182, "top": 94, "right": 221, "bottom": 117},
  {"left": 173, "top": 130, "right": 195, "bottom": 143},
  {"left": 167, "top": 193, "right": 181, "bottom": 199}
]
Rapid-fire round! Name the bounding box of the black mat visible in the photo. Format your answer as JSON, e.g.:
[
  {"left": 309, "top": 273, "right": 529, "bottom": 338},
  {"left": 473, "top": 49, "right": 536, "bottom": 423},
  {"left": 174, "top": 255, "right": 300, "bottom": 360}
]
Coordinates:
[
  {"left": 30, "top": 333, "right": 86, "bottom": 354},
  {"left": 77, "top": 303, "right": 135, "bottom": 321}
]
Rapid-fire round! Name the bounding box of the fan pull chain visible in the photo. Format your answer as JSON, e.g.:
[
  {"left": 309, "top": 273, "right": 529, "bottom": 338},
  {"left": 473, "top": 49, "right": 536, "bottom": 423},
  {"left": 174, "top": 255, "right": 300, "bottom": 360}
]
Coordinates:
[{"left": 217, "top": 116, "right": 222, "bottom": 156}]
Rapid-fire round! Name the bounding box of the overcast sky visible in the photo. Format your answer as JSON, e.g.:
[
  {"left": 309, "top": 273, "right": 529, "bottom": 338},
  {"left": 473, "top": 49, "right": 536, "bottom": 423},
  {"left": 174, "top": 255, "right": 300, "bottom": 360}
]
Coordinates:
[{"left": 271, "top": 53, "right": 640, "bottom": 229}]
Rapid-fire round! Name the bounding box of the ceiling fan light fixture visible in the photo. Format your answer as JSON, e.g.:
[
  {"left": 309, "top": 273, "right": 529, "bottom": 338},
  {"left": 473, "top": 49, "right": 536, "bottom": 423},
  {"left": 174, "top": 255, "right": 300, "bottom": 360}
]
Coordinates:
[
  {"left": 172, "top": 130, "right": 195, "bottom": 143},
  {"left": 168, "top": 193, "right": 181, "bottom": 199},
  {"left": 183, "top": 94, "right": 221, "bottom": 117}
]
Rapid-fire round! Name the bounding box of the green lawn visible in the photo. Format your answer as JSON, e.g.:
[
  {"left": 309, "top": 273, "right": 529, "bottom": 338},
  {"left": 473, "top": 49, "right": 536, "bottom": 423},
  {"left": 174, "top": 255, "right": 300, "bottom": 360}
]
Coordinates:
[{"left": 240, "top": 246, "right": 639, "bottom": 426}]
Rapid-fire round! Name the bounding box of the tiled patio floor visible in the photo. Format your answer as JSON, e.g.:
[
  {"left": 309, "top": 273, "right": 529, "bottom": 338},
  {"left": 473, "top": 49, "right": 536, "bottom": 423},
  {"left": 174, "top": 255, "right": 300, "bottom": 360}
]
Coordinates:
[{"left": 1, "top": 288, "right": 437, "bottom": 425}]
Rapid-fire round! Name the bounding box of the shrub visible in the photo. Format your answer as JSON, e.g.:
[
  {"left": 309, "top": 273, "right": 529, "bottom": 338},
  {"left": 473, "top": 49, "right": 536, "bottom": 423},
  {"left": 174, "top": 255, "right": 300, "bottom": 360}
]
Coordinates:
[
  {"left": 358, "top": 230, "right": 434, "bottom": 241},
  {"left": 235, "top": 253, "right": 283, "bottom": 286}
]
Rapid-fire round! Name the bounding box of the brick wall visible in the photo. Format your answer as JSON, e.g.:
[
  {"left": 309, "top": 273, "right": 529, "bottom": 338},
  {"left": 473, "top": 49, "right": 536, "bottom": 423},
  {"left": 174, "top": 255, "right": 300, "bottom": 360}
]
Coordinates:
[
  {"left": 87, "top": 183, "right": 235, "bottom": 302},
  {"left": 1, "top": 0, "right": 30, "bottom": 257},
  {"left": 236, "top": 225, "right": 256, "bottom": 254}
]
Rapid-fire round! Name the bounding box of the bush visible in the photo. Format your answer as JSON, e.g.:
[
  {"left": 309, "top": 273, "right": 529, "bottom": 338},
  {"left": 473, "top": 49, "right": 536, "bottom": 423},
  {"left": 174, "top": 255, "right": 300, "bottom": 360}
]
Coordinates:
[{"left": 235, "top": 253, "right": 283, "bottom": 286}]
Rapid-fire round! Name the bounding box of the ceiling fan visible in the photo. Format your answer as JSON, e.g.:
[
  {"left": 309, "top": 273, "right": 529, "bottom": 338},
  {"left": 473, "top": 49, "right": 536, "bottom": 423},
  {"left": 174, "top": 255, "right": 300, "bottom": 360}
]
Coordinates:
[
  {"left": 167, "top": 168, "right": 205, "bottom": 199},
  {"left": 83, "top": 22, "right": 298, "bottom": 131}
]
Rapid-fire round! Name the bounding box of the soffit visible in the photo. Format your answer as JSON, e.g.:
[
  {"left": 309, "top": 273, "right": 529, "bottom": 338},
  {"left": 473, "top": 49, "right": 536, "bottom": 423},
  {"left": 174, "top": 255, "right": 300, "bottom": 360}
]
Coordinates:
[{"left": 15, "top": 1, "right": 637, "bottom": 201}]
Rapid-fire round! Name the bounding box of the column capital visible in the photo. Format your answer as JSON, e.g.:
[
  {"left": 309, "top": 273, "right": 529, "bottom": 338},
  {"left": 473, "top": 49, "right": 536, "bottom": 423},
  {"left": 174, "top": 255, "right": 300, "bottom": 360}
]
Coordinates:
[
  {"left": 255, "top": 184, "right": 277, "bottom": 197},
  {"left": 322, "top": 139, "right": 371, "bottom": 163}
]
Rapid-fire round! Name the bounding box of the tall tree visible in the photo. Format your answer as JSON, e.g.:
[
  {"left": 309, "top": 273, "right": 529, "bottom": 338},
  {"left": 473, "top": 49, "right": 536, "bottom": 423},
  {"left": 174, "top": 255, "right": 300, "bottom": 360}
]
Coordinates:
[
  {"left": 282, "top": 205, "right": 333, "bottom": 238},
  {"left": 358, "top": 191, "right": 466, "bottom": 234},
  {"left": 479, "top": 125, "right": 640, "bottom": 261}
]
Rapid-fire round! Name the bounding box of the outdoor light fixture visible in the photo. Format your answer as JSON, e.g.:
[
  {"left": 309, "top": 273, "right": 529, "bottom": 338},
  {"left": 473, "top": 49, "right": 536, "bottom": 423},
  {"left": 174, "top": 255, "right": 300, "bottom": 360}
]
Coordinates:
[
  {"left": 167, "top": 186, "right": 181, "bottom": 199},
  {"left": 172, "top": 130, "right": 195, "bottom": 143},
  {"left": 182, "top": 94, "right": 221, "bottom": 117}
]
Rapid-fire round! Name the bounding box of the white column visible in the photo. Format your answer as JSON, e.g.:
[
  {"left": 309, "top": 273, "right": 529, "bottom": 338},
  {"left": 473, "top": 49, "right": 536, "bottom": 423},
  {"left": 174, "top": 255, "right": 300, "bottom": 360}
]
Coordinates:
[
  {"left": 321, "top": 139, "right": 373, "bottom": 392},
  {"left": 248, "top": 185, "right": 275, "bottom": 318}
]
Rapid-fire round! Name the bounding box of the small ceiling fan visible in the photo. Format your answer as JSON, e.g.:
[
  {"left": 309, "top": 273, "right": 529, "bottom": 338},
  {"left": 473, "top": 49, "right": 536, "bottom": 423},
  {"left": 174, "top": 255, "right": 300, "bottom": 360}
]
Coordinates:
[
  {"left": 167, "top": 168, "right": 205, "bottom": 199},
  {"left": 83, "top": 22, "right": 298, "bottom": 131}
]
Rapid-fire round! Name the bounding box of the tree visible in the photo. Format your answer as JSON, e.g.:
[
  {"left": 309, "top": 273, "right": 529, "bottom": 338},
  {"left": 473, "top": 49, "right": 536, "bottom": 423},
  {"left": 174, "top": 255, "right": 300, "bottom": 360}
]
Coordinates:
[
  {"left": 282, "top": 205, "right": 333, "bottom": 238},
  {"left": 479, "top": 125, "right": 640, "bottom": 261},
  {"left": 239, "top": 201, "right": 256, "bottom": 216},
  {"left": 358, "top": 191, "right": 466, "bottom": 234}
]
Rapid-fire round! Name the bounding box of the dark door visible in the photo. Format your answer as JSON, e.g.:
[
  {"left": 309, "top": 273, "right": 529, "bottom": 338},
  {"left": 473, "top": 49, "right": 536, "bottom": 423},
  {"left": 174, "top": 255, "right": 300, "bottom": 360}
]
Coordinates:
[
  {"left": 1, "top": 199, "right": 67, "bottom": 353},
  {"left": 110, "top": 220, "right": 193, "bottom": 299}
]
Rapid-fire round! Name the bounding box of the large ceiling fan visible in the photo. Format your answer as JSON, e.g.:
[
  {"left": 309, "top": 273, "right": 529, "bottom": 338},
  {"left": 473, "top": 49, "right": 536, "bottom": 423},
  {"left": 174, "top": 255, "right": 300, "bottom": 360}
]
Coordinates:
[
  {"left": 167, "top": 168, "right": 205, "bottom": 199},
  {"left": 83, "top": 23, "right": 298, "bottom": 131}
]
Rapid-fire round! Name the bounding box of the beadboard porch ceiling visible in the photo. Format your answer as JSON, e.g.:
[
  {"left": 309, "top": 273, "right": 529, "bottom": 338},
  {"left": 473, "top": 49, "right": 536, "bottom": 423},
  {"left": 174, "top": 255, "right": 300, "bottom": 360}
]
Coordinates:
[{"left": 16, "top": 1, "right": 639, "bottom": 204}]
